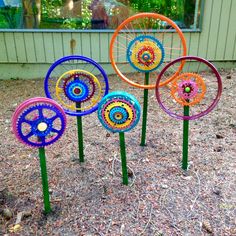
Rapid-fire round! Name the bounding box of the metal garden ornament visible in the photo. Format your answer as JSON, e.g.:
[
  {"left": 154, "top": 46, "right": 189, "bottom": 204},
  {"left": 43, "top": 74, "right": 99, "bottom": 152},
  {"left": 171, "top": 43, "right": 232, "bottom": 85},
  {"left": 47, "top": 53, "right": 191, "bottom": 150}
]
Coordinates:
[
  {"left": 45, "top": 55, "right": 109, "bottom": 162},
  {"left": 110, "top": 12, "right": 187, "bottom": 146},
  {"left": 98, "top": 91, "right": 141, "bottom": 185},
  {"left": 12, "top": 97, "right": 67, "bottom": 213},
  {"left": 156, "top": 56, "right": 222, "bottom": 170}
]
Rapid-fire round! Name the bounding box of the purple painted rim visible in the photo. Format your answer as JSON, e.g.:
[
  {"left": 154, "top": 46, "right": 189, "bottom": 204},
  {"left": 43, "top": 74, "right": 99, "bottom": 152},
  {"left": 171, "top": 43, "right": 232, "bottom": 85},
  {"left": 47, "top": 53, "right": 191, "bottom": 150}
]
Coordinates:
[{"left": 155, "top": 56, "right": 222, "bottom": 120}]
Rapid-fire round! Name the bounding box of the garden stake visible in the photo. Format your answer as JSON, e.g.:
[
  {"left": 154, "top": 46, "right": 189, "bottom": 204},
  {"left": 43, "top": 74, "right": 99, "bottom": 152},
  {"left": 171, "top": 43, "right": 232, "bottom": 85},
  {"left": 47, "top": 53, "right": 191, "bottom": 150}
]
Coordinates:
[
  {"left": 76, "top": 103, "right": 84, "bottom": 162},
  {"left": 140, "top": 72, "right": 149, "bottom": 146},
  {"left": 39, "top": 147, "right": 51, "bottom": 213},
  {"left": 119, "top": 132, "right": 128, "bottom": 185},
  {"left": 182, "top": 105, "right": 189, "bottom": 170},
  {"left": 76, "top": 115, "right": 84, "bottom": 162}
]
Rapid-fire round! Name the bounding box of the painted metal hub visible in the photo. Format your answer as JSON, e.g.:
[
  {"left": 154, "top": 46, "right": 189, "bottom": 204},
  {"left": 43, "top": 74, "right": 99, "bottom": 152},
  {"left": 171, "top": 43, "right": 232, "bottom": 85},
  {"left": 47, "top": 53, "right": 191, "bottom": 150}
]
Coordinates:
[
  {"left": 98, "top": 91, "right": 141, "bottom": 133},
  {"left": 55, "top": 69, "right": 102, "bottom": 113},
  {"left": 127, "top": 35, "right": 165, "bottom": 72},
  {"left": 65, "top": 80, "right": 89, "bottom": 102},
  {"left": 170, "top": 73, "right": 206, "bottom": 106}
]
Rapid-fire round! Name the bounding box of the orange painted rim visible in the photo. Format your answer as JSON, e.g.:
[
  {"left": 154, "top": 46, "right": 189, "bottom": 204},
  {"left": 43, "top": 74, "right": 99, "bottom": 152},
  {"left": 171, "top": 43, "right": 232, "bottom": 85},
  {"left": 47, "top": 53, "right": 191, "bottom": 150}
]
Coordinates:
[{"left": 110, "top": 13, "right": 187, "bottom": 89}]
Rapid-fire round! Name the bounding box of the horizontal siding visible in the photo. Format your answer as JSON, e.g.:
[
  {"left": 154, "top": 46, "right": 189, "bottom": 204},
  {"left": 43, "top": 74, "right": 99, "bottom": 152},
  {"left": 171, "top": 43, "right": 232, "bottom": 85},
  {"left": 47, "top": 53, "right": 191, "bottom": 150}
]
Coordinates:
[{"left": 0, "top": 0, "right": 235, "bottom": 65}]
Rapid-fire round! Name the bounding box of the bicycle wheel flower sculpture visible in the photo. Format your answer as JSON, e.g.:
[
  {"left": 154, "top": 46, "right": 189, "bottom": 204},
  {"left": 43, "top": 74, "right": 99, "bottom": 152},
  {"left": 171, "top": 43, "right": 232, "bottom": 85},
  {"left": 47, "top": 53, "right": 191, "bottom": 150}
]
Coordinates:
[
  {"left": 44, "top": 55, "right": 109, "bottom": 162},
  {"left": 110, "top": 13, "right": 187, "bottom": 89},
  {"left": 98, "top": 91, "right": 141, "bottom": 185},
  {"left": 156, "top": 56, "right": 222, "bottom": 170},
  {"left": 110, "top": 13, "right": 187, "bottom": 146},
  {"left": 98, "top": 91, "right": 141, "bottom": 133},
  {"left": 12, "top": 97, "right": 66, "bottom": 147},
  {"left": 44, "top": 55, "right": 109, "bottom": 116},
  {"left": 12, "top": 97, "right": 67, "bottom": 214},
  {"left": 156, "top": 56, "right": 222, "bottom": 120}
]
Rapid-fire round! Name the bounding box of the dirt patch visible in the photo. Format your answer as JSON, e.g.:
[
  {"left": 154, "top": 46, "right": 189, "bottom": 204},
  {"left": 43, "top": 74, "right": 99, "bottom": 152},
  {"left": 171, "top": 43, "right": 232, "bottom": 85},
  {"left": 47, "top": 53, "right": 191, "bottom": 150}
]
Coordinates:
[{"left": 0, "top": 70, "right": 235, "bottom": 235}]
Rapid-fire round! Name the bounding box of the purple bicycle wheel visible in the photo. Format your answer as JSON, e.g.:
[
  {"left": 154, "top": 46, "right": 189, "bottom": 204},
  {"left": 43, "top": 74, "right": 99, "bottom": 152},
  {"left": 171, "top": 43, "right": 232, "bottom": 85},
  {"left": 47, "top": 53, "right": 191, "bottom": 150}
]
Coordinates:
[{"left": 155, "top": 56, "right": 222, "bottom": 120}]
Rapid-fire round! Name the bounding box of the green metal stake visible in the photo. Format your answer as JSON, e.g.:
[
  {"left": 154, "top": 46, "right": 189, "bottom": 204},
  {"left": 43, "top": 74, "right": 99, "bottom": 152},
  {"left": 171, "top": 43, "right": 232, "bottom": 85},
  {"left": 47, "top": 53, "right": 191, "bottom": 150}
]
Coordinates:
[
  {"left": 76, "top": 102, "right": 84, "bottom": 162},
  {"left": 182, "top": 105, "right": 190, "bottom": 170},
  {"left": 119, "top": 132, "right": 128, "bottom": 185},
  {"left": 38, "top": 147, "right": 51, "bottom": 214},
  {"left": 140, "top": 72, "right": 149, "bottom": 146}
]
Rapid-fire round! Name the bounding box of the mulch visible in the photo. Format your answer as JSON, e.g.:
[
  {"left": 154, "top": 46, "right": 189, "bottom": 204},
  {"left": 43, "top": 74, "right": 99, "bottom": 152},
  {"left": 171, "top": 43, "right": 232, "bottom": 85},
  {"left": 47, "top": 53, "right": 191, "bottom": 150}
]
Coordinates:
[{"left": 0, "top": 69, "right": 235, "bottom": 235}]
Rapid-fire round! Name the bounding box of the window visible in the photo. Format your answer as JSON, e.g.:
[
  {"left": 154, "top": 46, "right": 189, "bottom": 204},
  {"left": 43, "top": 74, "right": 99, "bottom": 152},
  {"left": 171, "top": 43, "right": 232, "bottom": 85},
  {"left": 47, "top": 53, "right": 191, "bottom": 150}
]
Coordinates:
[{"left": 0, "top": 0, "right": 203, "bottom": 30}]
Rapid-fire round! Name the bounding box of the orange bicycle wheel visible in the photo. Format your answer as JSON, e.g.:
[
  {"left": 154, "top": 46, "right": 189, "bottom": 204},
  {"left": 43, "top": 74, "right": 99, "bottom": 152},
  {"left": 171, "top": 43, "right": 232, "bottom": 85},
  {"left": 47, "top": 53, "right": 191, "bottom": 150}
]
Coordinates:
[{"left": 110, "top": 13, "right": 187, "bottom": 89}]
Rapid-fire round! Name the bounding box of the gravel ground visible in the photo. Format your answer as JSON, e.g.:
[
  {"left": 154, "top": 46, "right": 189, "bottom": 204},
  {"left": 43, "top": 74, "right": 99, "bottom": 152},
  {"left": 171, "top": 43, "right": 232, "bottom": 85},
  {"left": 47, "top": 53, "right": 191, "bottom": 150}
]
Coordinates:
[{"left": 0, "top": 69, "right": 235, "bottom": 235}]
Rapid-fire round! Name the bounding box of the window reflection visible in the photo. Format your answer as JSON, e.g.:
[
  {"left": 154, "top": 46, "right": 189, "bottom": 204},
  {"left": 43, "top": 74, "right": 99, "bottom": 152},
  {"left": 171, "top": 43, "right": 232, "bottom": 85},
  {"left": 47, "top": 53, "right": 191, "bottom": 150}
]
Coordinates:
[{"left": 0, "top": 0, "right": 202, "bottom": 30}]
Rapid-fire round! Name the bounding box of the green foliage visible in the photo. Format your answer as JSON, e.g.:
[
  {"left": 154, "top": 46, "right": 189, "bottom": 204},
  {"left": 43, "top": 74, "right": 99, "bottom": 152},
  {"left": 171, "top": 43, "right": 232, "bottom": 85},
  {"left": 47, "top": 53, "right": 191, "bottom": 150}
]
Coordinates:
[
  {"left": 41, "top": 0, "right": 92, "bottom": 29},
  {"left": 81, "top": 0, "right": 92, "bottom": 29},
  {"left": 128, "top": 0, "right": 196, "bottom": 27},
  {"left": 61, "top": 18, "right": 82, "bottom": 29},
  {"left": 0, "top": 6, "right": 22, "bottom": 28},
  {"left": 42, "top": 0, "right": 63, "bottom": 18}
]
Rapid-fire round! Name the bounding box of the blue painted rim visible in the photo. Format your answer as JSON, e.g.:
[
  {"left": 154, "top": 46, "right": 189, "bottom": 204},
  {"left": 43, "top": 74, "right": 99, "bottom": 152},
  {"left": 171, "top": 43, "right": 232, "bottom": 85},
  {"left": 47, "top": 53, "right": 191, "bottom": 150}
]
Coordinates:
[{"left": 44, "top": 55, "right": 109, "bottom": 116}]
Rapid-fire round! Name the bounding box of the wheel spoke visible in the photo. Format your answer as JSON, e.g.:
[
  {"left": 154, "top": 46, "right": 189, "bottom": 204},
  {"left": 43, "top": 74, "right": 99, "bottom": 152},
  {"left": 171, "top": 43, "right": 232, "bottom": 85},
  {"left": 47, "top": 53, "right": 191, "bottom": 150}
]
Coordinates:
[
  {"left": 39, "top": 136, "right": 46, "bottom": 144},
  {"left": 38, "top": 107, "right": 44, "bottom": 117},
  {"left": 24, "top": 130, "right": 34, "bottom": 139},
  {"left": 22, "top": 118, "right": 34, "bottom": 125},
  {"left": 51, "top": 128, "right": 60, "bottom": 134},
  {"left": 47, "top": 115, "right": 58, "bottom": 123}
]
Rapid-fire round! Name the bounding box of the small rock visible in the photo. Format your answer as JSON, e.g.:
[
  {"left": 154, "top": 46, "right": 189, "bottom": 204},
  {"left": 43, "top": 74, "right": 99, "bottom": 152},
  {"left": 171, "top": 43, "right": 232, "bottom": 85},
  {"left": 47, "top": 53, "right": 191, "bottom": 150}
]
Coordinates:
[
  {"left": 213, "top": 187, "right": 221, "bottom": 196},
  {"left": 101, "top": 195, "right": 107, "bottom": 200},
  {"left": 22, "top": 210, "right": 32, "bottom": 219},
  {"left": 161, "top": 184, "right": 169, "bottom": 189},
  {"left": 15, "top": 212, "right": 23, "bottom": 225},
  {"left": 2, "top": 208, "right": 13, "bottom": 220},
  {"left": 120, "top": 223, "right": 125, "bottom": 234},
  {"left": 226, "top": 74, "right": 232, "bottom": 79},
  {"left": 127, "top": 169, "right": 133, "bottom": 177},
  {"left": 230, "top": 228, "right": 236, "bottom": 235},
  {"left": 216, "top": 134, "right": 224, "bottom": 139},
  {"left": 9, "top": 224, "right": 21, "bottom": 233},
  {"left": 103, "top": 185, "right": 108, "bottom": 194},
  {"left": 14, "top": 210, "right": 31, "bottom": 225},
  {"left": 202, "top": 220, "right": 213, "bottom": 233},
  {"left": 229, "top": 123, "right": 236, "bottom": 129},
  {"left": 214, "top": 146, "right": 223, "bottom": 152},
  {"left": 49, "top": 189, "right": 53, "bottom": 194},
  {"left": 182, "top": 176, "right": 193, "bottom": 180},
  {"left": 5, "top": 119, "right": 10, "bottom": 124},
  {"left": 53, "top": 154, "right": 61, "bottom": 158},
  {"left": 106, "top": 133, "right": 111, "bottom": 138},
  {"left": 0, "top": 188, "right": 8, "bottom": 205}
]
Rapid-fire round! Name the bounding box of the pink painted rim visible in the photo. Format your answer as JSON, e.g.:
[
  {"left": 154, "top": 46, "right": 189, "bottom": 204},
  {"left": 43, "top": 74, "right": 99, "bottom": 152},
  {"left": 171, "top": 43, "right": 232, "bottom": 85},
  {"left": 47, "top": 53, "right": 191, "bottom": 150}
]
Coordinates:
[{"left": 12, "top": 97, "right": 67, "bottom": 147}]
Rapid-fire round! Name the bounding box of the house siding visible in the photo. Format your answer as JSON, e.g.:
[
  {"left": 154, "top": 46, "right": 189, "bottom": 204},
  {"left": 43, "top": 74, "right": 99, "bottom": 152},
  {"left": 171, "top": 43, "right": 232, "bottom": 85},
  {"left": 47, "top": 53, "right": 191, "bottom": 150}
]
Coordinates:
[{"left": 0, "top": 0, "right": 235, "bottom": 79}]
